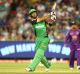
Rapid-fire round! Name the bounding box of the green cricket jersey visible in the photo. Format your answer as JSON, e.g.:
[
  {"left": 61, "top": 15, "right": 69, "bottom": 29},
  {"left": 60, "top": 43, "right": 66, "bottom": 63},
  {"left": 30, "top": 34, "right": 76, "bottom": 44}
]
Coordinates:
[{"left": 33, "top": 21, "right": 48, "bottom": 37}]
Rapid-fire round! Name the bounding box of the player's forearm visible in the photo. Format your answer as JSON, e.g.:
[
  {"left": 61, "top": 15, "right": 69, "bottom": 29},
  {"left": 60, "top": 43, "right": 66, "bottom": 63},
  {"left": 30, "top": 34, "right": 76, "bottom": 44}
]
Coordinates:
[
  {"left": 64, "top": 39, "right": 68, "bottom": 47},
  {"left": 64, "top": 39, "right": 67, "bottom": 45},
  {"left": 37, "top": 15, "right": 50, "bottom": 22},
  {"left": 64, "top": 31, "right": 71, "bottom": 44},
  {"left": 64, "top": 35, "right": 71, "bottom": 45},
  {"left": 64, "top": 35, "right": 69, "bottom": 44},
  {"left": 37, "top": 11, "right": 56, "bottom": 22}
]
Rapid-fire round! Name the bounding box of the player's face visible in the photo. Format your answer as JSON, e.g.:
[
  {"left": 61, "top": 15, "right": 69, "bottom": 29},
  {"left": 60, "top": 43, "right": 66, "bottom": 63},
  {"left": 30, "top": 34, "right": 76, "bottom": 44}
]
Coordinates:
[
  {"left": 31, "top": 12, "right": 37, "bottom": 18},
  {"left": 71, "top": 25, "right": 78, "bottom": 31}
]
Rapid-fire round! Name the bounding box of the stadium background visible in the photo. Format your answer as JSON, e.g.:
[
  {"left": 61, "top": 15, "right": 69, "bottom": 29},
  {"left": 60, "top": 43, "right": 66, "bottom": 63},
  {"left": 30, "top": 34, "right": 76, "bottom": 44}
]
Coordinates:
[
  {"left": 0, "top": 0, "right": 80, "bottom": 74},
  {"left": 0, "top": 0, "right": 80, "bottom": 59}
]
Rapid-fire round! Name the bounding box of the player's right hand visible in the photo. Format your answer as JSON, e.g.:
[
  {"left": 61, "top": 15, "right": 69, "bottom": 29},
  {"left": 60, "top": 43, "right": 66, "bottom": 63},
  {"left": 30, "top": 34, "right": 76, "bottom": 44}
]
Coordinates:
[{"left": 64, "top": 44, "right": 67, "bottom": 47}]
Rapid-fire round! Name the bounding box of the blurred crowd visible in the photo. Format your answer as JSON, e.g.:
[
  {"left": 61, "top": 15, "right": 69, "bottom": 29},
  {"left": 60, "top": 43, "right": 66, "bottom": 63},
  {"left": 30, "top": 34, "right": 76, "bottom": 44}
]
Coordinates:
[{"left": 0, "top": 0, "right": 80, "bottom": 42}]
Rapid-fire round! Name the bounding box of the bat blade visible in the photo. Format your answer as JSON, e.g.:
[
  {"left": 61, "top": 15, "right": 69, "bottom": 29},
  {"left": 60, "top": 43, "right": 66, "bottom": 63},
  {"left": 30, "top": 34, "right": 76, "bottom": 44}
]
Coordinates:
[{"left": 52, "top": 2, "right": 57, "bottom": 10}]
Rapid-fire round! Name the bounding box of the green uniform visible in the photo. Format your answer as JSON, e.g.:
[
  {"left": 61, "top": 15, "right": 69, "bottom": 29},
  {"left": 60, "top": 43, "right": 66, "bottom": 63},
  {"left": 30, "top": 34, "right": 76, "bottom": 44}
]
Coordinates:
[{"left": 28, "top": 21, "right": 51, "bottom": 71}]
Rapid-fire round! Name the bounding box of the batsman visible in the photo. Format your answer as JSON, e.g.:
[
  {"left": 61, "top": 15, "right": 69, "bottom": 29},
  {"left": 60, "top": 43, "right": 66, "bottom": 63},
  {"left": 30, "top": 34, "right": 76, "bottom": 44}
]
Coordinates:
[{"left": 25, "top": 7, "right": 56, "bottom": 72}]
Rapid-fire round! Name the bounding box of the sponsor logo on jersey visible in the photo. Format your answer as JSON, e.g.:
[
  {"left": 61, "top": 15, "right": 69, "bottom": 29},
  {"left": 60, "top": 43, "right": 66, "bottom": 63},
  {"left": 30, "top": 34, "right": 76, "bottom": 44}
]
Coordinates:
[{"left": 35, "top": 25, "right": 45, "bottom": 28}]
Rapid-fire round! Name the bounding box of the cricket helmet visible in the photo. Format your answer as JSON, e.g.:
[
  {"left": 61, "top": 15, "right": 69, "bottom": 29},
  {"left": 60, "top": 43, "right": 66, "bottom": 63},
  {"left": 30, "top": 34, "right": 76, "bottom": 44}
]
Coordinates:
[{"left": 29, "top": 9, "right": 37, "bottom": 15}]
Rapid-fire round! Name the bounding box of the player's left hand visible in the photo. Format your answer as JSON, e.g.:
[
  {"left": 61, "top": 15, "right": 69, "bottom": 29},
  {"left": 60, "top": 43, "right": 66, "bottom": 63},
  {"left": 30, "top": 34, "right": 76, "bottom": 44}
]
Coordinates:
[{"left": 50, "top": 11, "right": 56, "bottom": 21}]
